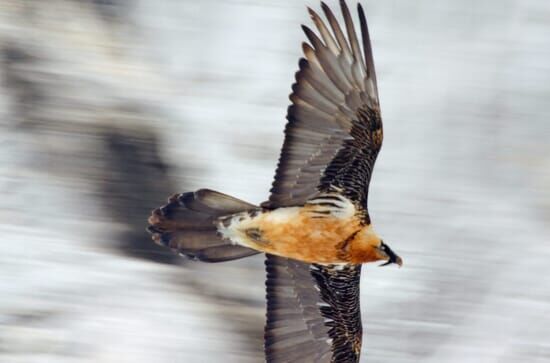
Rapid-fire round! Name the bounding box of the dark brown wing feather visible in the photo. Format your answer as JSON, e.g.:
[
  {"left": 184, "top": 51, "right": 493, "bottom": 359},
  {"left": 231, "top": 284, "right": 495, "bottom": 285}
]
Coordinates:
[
  {"left": 265, "top": 256, "right": 332, "bottom": 363},
  {"left": 266, "top": 1, "right": 382, "bottom": 212},
  {"left": 265, "top": 255, "right": 362, "bottom": 363},
  {"left": 265, "top": 2, "right": 377, "bottom": 362}
]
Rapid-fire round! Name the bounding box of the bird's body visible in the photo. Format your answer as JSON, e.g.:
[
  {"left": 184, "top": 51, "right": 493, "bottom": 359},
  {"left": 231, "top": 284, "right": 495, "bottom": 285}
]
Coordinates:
[
  {"left": 147, "top": 2, "right": 403, "bottom": 361},
  {"left": 218, "top": 192, "right": 382, "bottom": 264}
]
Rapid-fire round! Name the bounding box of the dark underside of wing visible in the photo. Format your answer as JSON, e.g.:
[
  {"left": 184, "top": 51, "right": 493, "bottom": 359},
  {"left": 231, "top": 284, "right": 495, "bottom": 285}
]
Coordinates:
[
  {"left": 264, "top": 1, "right": 381, "bottom": 362},
  {"left": 265, "top": 255, "right": 362, "bottom": 363}
]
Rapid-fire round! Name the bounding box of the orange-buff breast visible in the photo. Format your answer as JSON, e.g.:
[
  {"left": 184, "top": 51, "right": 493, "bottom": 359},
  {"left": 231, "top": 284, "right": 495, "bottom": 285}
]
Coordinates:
[{"left": 238, "top": 206, "right": 381, "bottom": 264}]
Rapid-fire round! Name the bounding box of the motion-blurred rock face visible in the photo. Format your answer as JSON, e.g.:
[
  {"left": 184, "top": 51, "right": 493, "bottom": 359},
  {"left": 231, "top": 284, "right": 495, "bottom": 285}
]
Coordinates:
[
  {"left": 0, "top": 1, "right": 266, "bottom": 362},
  {"left": 1, "top": 1, "right": 181, "bottom": 263},
  {"left": 100, "top": 123, "right": 181, "bottom": 263}
]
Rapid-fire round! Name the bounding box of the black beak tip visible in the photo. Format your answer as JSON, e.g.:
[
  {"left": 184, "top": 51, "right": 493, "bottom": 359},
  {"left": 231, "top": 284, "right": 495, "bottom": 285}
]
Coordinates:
[
  {"left": 379, "top": 254, "right": 403, "bottom": 268},
  {"left": 377, "top": 242, "right": 403, "bottom": 267}
]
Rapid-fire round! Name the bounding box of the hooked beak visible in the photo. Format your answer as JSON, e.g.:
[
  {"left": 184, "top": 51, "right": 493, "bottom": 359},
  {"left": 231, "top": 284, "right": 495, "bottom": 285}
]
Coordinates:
[{"left": 378, "top": 242, "right": 403, "bottom": 268}]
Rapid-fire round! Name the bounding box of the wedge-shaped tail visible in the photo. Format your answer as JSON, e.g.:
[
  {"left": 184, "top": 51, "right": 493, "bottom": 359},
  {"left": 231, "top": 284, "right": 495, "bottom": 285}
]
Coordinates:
[{"left": 147, "top": 189, "right": 260, "bottom": 262}]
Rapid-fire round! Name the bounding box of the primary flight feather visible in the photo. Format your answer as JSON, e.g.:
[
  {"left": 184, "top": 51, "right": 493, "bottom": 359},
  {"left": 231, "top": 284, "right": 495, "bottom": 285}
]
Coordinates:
[{"left": 147, "top": 1, "right": 402, "bottom": 362}]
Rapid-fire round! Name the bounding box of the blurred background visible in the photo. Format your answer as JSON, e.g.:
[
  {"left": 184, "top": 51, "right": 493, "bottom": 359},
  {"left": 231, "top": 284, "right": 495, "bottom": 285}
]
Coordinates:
[{"left": 1, "top": 0, "right": 549, "bottom": 362}]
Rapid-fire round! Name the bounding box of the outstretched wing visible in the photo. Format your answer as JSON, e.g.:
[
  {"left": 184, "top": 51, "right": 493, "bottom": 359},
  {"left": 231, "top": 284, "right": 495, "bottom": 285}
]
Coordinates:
[
  {"left": 266, "top": 0, "right": 382, "bottom": 212},
  {"left": 264, "top": 2, "right": 379, "bottom": 362},
  {"left": 265, "top": 255, "right": 362, "bottom": 363}
]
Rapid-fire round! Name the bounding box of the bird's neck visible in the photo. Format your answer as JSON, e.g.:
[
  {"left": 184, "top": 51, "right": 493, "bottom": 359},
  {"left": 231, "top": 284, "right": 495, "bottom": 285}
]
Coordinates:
[{"left": 347, "top": 225, "right": 382, "bottom": 264}]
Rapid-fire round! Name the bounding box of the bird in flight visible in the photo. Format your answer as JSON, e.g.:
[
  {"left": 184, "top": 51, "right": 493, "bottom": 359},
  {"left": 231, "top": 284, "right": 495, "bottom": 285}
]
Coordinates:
[{"left": 147, "top": 1, "right": 402, "bottom": 362}]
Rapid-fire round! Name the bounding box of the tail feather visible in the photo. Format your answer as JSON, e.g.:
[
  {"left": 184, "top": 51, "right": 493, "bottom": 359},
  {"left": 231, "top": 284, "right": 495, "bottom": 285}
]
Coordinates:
[
  {"left": 181, "top": 189, "right": 256, "bottom": 214},
  {"left": 147, "top": 189, "right": 260, "bottom": 262},
  {"left": 192, "top": 244, "right": 260, "bottom": 263}
]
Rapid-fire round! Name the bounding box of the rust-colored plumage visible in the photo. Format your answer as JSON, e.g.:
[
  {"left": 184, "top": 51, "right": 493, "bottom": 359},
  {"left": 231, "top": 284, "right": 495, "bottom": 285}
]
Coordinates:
[
  {"left": 216, "top": 196, "right": 385, "bottom": 265},
  {"left": 147, "top": 2, "right": 403, "bottom": 362}
]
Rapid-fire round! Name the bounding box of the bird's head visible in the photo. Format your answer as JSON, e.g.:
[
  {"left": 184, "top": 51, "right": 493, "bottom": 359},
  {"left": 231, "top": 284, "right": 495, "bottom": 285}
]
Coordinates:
[{"left": 349, "top": 226, "right": 403, "bottom": 267}]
